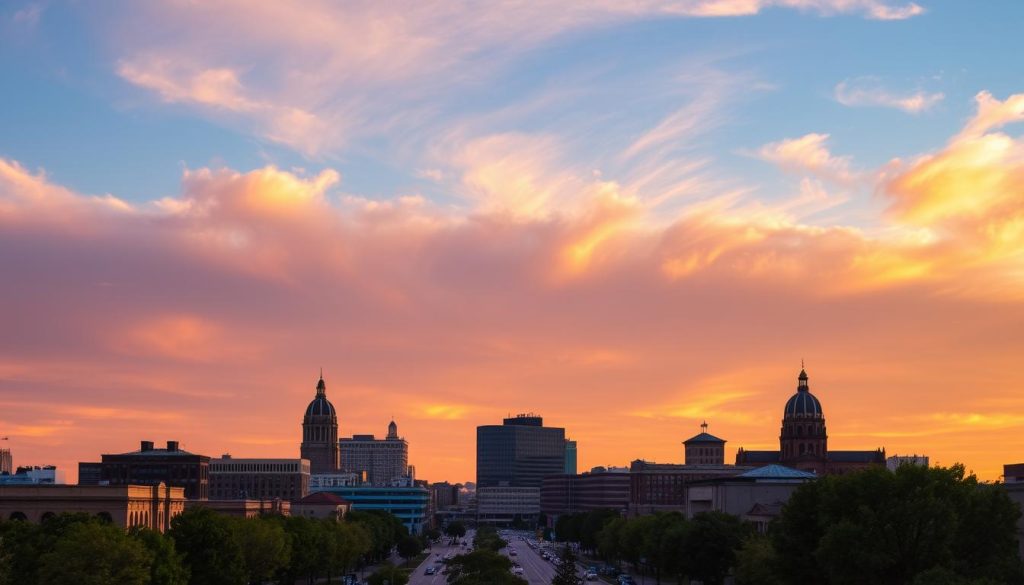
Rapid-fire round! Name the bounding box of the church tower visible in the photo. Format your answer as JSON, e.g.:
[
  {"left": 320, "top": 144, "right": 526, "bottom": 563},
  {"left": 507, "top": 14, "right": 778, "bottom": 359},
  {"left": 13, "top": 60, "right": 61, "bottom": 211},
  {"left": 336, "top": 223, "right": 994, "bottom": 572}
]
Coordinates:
[
  {"left": 779, "top": 367, "right": 828, "bottom": 473},
  {"left": 301, "top": 373, "right": 340, "bottom": 473}
]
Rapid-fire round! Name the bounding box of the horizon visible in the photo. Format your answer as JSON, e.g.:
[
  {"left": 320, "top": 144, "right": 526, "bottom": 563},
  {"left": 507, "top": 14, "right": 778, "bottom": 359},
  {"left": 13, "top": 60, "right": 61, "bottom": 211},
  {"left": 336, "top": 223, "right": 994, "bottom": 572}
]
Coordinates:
[{"left": 3, "top": 1, "right": 1024, "bottom": 485}]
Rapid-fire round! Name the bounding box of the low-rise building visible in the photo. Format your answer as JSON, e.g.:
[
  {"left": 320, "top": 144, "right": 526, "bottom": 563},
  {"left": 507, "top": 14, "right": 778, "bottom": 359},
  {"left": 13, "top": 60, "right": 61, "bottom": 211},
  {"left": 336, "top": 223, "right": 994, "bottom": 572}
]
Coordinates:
[
  {"left": 685, "top": 464, "right": 816, "bottom": 533},
  {"left": 0, "top": 483, "right": 185, "bottom": 532},
  {"left": 209, "top": 456, "right": 309, "bottom": 501},
  {"left": 292, "top": 492, "right": 352, "bottom": 520},
  {"left": 310, "top": 485, "right": 429, "bottom": 533},
  {"left": 541, "top": 466, "right": 630, "bottom": 519},
  {"left": 628, "top": 460, "right": 751, "bottom": 516},
  {"left": 477, "top": 486, "right": 540, "bottom": 525},
  {"left": 187, "top": 498, "right": 291, "bottom": 518},
  {"left": 0, "top": 465, "right": 65, "bottom": 485},
  {"left": 81, "top": 440, "right": 210, "bottom": 500}
]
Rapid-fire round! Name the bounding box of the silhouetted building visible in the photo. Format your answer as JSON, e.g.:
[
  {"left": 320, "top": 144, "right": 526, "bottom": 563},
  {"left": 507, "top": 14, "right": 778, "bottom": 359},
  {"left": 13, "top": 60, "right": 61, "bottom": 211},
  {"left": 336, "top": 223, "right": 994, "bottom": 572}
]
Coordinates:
[
  {"left": 0, "top": 483, "right": 185, "bottom": 532},
  {"left": 78, "top": 462, "right": 103, "bottom": 486},
  {"left": 0, "top": 448, "right": 11, "bottom": 475},
  {"left": 541, "top": 466, "right": 630, "bottom": 519},
  {"left": 564, "top": 440, "right": 577, "bottom": 475},
  {"left": 209, "top": 456, "right": 310, "bottom": 501},
  {"left": 683, "top": 422, "right": 726, "bottom": 465},
  {"left": 685, "top": 464, "right": 816, "bottom": 533},
  {"left": 186, "top": 498, "right": 291, "bottom": 518},
  {"left": 628, "top": 460, "right": 750, "bottom": 515},
  {"left": 83, "top": 440, "right": 210, "bottom": 500},
  {"left": 293, "top": 491, "right": 352, "bottom": 520},
  {"left": 301, "top": 374, "right": 340, "bottom": 474},
  {"left": 339, "top": 420, "right": 410, "bottom": 485},
  {"left": 431, "top": 481, "right": 461, "bottom": 510},
  {"left": 735, "top": 367, "right": 885, "bottom": 475},
  {"left": 0, "top": 465, "right": 65, "bottom": 485}
]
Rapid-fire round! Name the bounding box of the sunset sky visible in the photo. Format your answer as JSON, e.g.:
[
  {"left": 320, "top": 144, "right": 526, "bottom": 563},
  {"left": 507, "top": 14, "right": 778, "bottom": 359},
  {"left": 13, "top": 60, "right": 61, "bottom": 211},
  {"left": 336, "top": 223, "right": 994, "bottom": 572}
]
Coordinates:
[{"left": 2, "top": 1, "right": 1024, "bottom": 483}]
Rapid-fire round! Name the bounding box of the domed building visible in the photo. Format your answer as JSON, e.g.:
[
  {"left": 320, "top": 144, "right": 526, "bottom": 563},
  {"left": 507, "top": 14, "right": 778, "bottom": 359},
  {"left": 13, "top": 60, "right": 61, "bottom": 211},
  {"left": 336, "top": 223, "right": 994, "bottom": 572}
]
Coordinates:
[
  {"left": 301, "top": 373, "right": 340, "bottom": 474},
  {"left": 735, "top": 367, "right": 884, "bottom": 475}
]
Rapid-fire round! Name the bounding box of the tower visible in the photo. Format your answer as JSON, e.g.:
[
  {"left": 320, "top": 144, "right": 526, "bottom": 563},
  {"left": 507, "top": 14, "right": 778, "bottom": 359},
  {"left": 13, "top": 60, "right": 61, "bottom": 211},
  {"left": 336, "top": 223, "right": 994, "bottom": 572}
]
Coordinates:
[
  {"left": 779, "top": 367, "right": 828, "bottom": 473},
  {"left": 301, "top": 373, "right": 340, "bottom": 474}
]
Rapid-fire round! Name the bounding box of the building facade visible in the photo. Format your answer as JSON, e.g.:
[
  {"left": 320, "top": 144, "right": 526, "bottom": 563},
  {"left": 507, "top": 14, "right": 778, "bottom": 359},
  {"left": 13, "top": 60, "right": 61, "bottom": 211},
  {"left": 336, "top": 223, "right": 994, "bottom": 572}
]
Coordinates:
[
  {"left": 0, "top": 448, "right": 11, "bottom": 475},
  {"left": 628, "top": 460, "right": 751, "bottom": 516},
  {"left": 339, "top": 421, "right": 410, "bottom": 485},
  {"left": 477, "top": 414, "right": 566, "bottom": 488},
  {"left": 685, "top": 465, "right": 816, "bottom": 533},
  {"left": 0, "top": 466, "right": 65, "bottom": 485},
  {"left": 0, "top": 483, "right": 185, "bottom": 532},
  {"left": 431, "top": 481, "right": 461, "bottom": 510},
  {"left": 84, "top": 440, "right": 210, "bottom": 500},
  {"left": 186, "top": 498, "right": 291, "bottom": 518},
  {"left": 477, "top": 486, "right": 541, "bottom": 524},
  {"left": 209, "top": 456, "right": 310, "bottom": 501},
  {"left": 683, "top": 422, "right": 726, "bottom": 465},
  {"left": 735, "top": 368, "right": 886, "bottom": 474},
  {"left": 309, "top": 485, "right": 429, "bottom": 533},
  {"left": 541, "top": 466, "right": 630, "bottom": 519},
  {"left": 292, "top": 492, "right": 352, "bottom": 520},
  {"left": 564, "top": 440, "right": 578, "bottom": 475},
  {"left": 301, "top": 374, "right": 341, "bottom": 474}
]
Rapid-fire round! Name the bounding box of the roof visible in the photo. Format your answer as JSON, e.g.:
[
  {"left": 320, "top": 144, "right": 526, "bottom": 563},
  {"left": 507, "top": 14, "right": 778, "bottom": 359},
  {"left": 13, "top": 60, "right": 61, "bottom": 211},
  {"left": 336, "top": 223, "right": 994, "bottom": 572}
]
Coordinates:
[
  {"left": 784, "top": 390, "right": 823, "bottom": 418},
  {"left": 828, "top": 450, "right": 885, "bottom": 463},
  {"left": 738, "top": 464, "right": 816, "bottom": 480},
  {"left": 683, "top": 432, "right": 726, "bottom": 444},
  {"left": 305, "top": 395, "right": 336, "bottom": 418},
  {"left": 736, "top": 450, "right": 781, "bottom": 463},
  {"left": 297, "top": 492, "right": 350, "bottom": 505},
  {"left": 746, "top": 502, "right": 786, "bottom": 517}
]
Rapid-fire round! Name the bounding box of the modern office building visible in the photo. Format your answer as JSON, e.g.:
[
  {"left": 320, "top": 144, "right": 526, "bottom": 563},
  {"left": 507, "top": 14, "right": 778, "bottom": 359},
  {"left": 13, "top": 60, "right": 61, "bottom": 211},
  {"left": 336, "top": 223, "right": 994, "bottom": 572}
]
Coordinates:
[
  {"left": 564, "top": 440, "right": 578, "bottom": 475},
  {"left": 0, "top": 448, "right": 11, "bottom": 475},
  {"left": 339, "top": 420, "right": 410, "bottom": 485},
  {"left": 301, "top": 374, "right": 341, "bottom": 474},
  {"left": 541, "top": 466, "right": 630, "bottom": 519},
  {"left": 309, "top": 484, "right": 429, "bottom": 533},
  {"left": 735, "top": 367, "right": 886, "bottom": 475},
  {"left": 0, "top": 465, "right": 65, "bottom": 485},
  {"left": 477, "top": 414, "right": 566, "bottom": 488},
  {"left": 209, "top": 456, "right": 310, "bottom": 501},
  {"left": 81, "top": 440, "right": 210, "bottom": 500},
  {"left": 0, "top": 483, "right": 186, "bottom": 532}
]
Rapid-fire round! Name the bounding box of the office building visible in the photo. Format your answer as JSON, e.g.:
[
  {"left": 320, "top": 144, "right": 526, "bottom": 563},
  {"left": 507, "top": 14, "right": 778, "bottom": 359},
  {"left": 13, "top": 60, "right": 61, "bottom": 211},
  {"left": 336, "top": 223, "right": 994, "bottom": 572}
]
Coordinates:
[
  {"left": 541, "top": 466, "right": 630, "bottom": 519},
  {"left": 0, "top": 465, "right": 65, "bottom": 485},
  {"left": 564, "top": 440, "right": 577, "bottom": 475},
  {"left": 301, "top": 374, "right": 340, "bottom": 474},
  {"left": 431, "top": 481, "right": 461, "bottom": 510},
  {"left": 209, "top": 456, "right": 310, "bottom": 501},
  {"left": 0, "top": 448, "right": 11, "bottom": 475},
  {"left": 339, "top": 420, "right": 410, "bottom": 485},
  {"left": 0, "top": 483, "right": 185, "bottom": 532},
  {"left": 309, "top": 484, "right": 429, "bottom": 533},
  {"left": 81, "top": 440, "right": 210, "bottom": 500},
  {"left": 628, "top": 460, "right": 751, "bottom": 516}
]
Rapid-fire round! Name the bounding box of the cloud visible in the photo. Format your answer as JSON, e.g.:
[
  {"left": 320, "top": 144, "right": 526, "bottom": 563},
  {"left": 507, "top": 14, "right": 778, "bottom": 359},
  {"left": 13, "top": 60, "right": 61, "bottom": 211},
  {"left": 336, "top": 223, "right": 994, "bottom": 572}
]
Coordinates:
[
  {"left": 835, "top": 77, "right": 944, "bottom": 113},
  {"left": 755, "top": 133, "right": 857, "bottom": 183}
]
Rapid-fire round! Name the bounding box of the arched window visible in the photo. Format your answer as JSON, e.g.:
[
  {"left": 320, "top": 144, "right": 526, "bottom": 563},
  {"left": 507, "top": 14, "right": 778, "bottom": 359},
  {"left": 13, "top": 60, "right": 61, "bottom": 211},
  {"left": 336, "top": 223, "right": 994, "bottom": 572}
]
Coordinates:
[
  {"left": 41, "top": 511, "right": 56, "bottom": 522},
  {"left": 9, "top": 511, "right": 27, "bottom": 521}
]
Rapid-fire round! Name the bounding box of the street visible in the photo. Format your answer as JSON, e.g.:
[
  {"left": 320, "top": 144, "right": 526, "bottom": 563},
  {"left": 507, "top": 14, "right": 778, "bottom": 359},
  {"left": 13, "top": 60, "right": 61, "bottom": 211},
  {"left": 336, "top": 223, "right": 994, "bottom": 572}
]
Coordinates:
[
  {"left": 406, "top": 530, "right": 475, "bottom": 585},
  {"left": 501, "top": 537, "right": 557, "bottom": 585}
]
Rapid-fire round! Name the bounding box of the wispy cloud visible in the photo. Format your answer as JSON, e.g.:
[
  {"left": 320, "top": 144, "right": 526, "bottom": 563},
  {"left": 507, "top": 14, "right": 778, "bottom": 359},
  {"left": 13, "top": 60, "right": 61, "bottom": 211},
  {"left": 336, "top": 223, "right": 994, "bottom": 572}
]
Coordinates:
[{"left": 834, "top": 77, "right": 944, "bottom": 113}]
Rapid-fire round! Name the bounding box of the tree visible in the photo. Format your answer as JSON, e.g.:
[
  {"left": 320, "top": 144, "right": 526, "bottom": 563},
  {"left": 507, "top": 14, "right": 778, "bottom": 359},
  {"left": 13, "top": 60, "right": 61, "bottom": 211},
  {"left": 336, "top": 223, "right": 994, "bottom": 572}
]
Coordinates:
[
  {"left": 397, "top": 535, "right": 423, "bottom": 565},
  {"left": 168, "top": 507, "right": 246, "bottom": 585},
  {"left": 38, "top": 521, "right": 152, "bottom": 585},
  {"left": 552, "top": 546, "right": 582, "bottom": 585},
  {"left": 734, "top": 535, "right": 782, "bottom": 585},
  {"left": 231, "top": 517, "right": 290, "bottom": 584},
  {"left": 445, "top": 521, "right": 467, "bottom": 539},
  {"left": 445, "top": 549, "right": 526, "bottom": 585},
  {"left": 366, "top": 562, "right": 409, "bottom": 585},
  {"left": 680, "top": 512, "right": 746, "bottom": 585},
  {"left": 424, "top": 527, "right": 442, "bottom": 542},
  {"left": 579, "top": 509, "right": 619, "bottom": 553},
  {"left": 132, "top": 528, "right": 189, "bottom": 585},
  {"left": 596, "top": 516, "right": 625, "bottom": 562}
]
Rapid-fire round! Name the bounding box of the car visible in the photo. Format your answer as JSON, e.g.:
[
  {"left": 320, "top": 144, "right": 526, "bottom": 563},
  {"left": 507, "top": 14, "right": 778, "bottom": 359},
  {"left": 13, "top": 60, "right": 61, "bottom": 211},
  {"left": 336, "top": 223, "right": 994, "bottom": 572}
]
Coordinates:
[
  {"left": 512, "top": 566, "right": 525, "bottom": 575},
  {"left": 509, "top": 550, "right": 518, "bottom": 556},
  {"left": 425, "top": 566, "right": 437, "bottom": 575},
  {"left": 585, "top": 572, "right": 598, "bottom": 581}
]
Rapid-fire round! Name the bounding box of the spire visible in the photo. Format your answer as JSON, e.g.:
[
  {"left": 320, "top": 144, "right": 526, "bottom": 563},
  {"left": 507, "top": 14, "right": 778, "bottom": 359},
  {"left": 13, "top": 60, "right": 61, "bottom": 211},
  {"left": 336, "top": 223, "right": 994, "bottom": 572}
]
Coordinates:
[
  {"left": 798, "top": 363, "right": 809, "bottom": 390},
  {"left": 316, "top": 371, "right": 326, "bottom": 397},
  {"left": 701, "top": 420, "right": 708, "bottom": 433},
  {"left": 387, "top": 419, "right": 398, "bottom": 439}
]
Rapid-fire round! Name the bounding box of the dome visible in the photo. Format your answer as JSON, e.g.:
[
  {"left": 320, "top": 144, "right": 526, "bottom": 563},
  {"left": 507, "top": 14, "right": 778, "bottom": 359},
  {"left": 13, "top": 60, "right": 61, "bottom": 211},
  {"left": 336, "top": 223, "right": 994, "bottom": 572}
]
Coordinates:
[
  {"left": 305, "top": 374, "right": 336, "bottom": 418},
  {"left": 783, "top": 368, "right": 823, "bottom": 418}
]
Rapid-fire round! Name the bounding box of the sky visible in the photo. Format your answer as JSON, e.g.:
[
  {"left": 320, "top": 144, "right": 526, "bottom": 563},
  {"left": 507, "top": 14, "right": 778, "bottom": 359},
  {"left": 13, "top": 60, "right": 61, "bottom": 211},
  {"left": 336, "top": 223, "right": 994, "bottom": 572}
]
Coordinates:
[{"left": 1, "top": 0, "right": 1023, "bottom": 483}]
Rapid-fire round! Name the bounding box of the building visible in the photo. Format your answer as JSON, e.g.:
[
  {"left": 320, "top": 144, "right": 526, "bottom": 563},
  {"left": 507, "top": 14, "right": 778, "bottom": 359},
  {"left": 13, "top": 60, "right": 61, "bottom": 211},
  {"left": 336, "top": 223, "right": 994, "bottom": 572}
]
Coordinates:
[
  {"left": 0, "top": 465, "right": 65, "bottom": 485},
  {"left": 683, "top": 422, "right": 726, "bottom": 465},
  {"left": 310, "top": 472, "right": 365, "bottom": 490},
  {"left": 301, "top": 373, "right": 340, "bottom": 474},
  {"left": 685, "top": 464, "right": 816, "bottom": 533},
  {"left": 564, "top": 440, "right": 578, "bottom": 475},
  {"left": 0, "top": 483, "right": 185, "bottom": 532},
  {"left": 541, "top": 466, "right": 630, "bottom": 519},
  {"left": 339, "top": 421, "right": 410, "bottom": 485},
  {"left": 887, "top": 455, "right": 930, "bottom": 471},
  {"left": 209, "top": 456, "right": 310, "bottom": 501},
  {"left": 186, "top": 498, "right": 291, "bottom": 518},
  {"left": 477, "top": 414, "right": 566, "bottom": 525},
  {"left": 292, "top": 491, "right": 352, "bottom": 520},
  {"left": 78, "top": 462, "right": 103, "bottom": 486},
  {"left": 82, "top": 440, "right": 210, "bottom": 500},
  {"left": 0, "top": 448, "right": 11, "bottom": 475},
  {"left": 1002, "top": 464, "right": 1024, "bottom": 557},
  {"left": 735, "top": 367, "right": 886, "bottom": 475},
  {"left": 628, "top": 460, "right": 751, "bottom": 516},
  {"left": 309, "top": 485, "right": 429, "bottom": 533},
  {"left": 431, "top": 481, "right": 461, "bottom": 510}
]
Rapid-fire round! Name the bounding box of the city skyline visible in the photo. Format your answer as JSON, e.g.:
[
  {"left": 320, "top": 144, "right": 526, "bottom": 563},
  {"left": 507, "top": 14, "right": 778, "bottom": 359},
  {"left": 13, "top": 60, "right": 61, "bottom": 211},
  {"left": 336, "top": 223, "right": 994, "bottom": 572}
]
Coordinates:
[{"left": 3, "top": 1, "right": 1024, "bottom": 485}]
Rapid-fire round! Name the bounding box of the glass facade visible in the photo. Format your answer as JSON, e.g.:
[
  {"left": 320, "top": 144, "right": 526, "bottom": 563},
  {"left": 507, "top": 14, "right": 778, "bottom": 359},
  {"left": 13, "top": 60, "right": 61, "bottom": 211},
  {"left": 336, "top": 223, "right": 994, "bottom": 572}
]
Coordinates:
[
  {"left": 476, "top": 415, "right": 565, "bottom": 488},
  {"left": 310, "top": 485, "right": 429, "bottom": 534}
]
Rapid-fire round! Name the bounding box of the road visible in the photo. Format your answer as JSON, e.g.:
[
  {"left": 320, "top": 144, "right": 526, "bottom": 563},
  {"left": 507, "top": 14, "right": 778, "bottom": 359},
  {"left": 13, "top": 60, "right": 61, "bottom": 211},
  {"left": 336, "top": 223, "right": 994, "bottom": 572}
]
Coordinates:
[
  {"left": 503, "top": 538, "right": 556, "bottom": 585},
  {"left": 406, "top": 530, "right": 474, "bottom": 585}
]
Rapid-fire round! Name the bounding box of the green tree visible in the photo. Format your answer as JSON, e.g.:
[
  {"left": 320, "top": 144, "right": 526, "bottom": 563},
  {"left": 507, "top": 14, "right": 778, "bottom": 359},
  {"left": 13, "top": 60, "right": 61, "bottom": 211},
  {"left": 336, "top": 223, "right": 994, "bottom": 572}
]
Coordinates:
[
  {"left": 132, "top": 528, "right": 189, "bottom": 585},
  {"left": 38, "top": 521, "right": 152, "bottom": 585},
  {"left": 445, "top": 521, "right": 467, "bottom": 539},
  {"left": 231, "top": 517, "right": 290, "bottom": 584},
  {"left": 424, "top": 527, "right": 442, "bottom": 542},
  {"left": 552, "top": 546, "right": 583, "bottom": 585},
  {"left": 680, "top": 512, "right": 746, "bottom": 585},
  {"left": 366, "top": 562, "right": 409, "bottom": 585},
  {"left": 397, "top": 534, "right": 423, "bottom": 565},
  {"left": 596, "top": 516, "right": 625, "bottom": 562},
  {"left": 169, "top": 507, "right": 246, "bottom": 585},
  {"left": 445, "top": 549, "right": 526, "bottom": 584},
  {"left": 734, "top": 534, "right": 782, "bottom": 585},
  {"left": 579, "top": 510, "right": 619, "bottom": 553},
  {"left": 554, "top": 514, "right": 580, "bottom": 543}
]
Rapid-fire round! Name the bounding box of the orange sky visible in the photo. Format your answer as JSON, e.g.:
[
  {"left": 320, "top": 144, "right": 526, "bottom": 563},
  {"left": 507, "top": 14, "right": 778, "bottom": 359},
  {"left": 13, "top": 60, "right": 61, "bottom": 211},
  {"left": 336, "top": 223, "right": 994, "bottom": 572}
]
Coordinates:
[{"left": 2, "top": 88, "right": 1024, "bottom": 482}]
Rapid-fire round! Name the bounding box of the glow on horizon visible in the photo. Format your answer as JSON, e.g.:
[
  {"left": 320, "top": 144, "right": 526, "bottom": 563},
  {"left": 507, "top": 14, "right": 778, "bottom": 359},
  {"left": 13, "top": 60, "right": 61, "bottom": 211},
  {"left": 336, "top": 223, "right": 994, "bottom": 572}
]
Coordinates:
[{"left": 1, "top": 1, "right": 1024, "bottom": 483}]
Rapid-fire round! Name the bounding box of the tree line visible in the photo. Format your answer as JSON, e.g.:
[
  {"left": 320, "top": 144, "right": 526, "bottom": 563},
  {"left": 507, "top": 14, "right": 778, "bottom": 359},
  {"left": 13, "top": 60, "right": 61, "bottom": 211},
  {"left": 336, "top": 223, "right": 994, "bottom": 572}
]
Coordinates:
[
  {"left": 554, "top": 464, "right": 1024, "bottom": 585},
  {"left": 0, "top": 506, "right": 416, "bottom": 585}
]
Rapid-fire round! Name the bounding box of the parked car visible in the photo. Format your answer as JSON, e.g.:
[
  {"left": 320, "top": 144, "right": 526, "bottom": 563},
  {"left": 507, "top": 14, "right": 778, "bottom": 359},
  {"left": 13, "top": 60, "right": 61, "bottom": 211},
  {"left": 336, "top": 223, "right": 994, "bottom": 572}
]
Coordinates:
[{"left": 425, "top": 566, "right": 437, "bottom": 575}]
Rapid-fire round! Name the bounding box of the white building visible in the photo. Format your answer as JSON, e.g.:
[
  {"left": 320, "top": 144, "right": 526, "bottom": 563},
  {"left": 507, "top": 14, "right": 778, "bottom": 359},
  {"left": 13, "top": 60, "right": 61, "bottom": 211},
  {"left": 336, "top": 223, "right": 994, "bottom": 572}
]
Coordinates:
[{"left": 0, "top": 466, "right": 65, "bottom": 485}]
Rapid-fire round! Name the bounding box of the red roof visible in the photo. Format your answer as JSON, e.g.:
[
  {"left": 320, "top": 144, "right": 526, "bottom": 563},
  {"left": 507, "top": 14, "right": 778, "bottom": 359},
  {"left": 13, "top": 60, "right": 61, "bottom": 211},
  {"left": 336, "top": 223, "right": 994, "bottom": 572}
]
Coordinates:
[{"left": 297, "top": 492, "right": 350, "bottom": 505}]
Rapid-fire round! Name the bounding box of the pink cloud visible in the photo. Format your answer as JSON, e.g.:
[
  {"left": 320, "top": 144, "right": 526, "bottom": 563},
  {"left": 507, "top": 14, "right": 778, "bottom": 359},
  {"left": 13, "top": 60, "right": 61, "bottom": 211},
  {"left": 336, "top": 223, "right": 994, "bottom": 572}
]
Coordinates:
[{"left": 835, "top": 78, "right": 944, "bottom": 113}]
